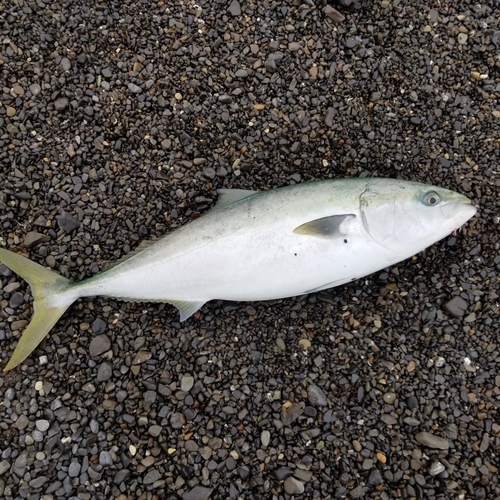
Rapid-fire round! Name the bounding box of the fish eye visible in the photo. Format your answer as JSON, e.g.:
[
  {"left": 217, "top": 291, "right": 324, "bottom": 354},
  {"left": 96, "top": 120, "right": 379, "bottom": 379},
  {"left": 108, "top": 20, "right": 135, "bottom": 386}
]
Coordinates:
[{"left": 423, "top": 191, "right": 440, "bottom": 206}]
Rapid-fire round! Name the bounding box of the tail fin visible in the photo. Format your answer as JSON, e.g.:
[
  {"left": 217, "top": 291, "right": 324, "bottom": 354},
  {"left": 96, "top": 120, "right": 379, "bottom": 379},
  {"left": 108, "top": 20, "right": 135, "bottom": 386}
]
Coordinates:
[{"left": 0, "top": 248, "right": 75, "bottom": 371}]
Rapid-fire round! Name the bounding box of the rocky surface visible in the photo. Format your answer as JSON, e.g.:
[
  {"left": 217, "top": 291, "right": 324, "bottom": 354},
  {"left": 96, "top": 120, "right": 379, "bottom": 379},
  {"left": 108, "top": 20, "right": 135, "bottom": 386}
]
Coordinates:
[{"left": 0, "top": 0, "right": 499, "bottom": 499}]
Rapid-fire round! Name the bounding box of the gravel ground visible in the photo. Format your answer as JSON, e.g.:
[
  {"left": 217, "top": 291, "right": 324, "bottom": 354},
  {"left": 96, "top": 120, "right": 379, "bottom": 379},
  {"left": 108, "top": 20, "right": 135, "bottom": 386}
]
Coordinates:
[{"left": 1, "top": 0, "right": 499, "bottom": 499}]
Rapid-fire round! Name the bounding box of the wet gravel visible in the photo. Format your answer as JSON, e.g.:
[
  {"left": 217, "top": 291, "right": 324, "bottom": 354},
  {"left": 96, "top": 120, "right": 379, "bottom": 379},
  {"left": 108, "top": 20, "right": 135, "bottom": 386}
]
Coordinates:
[{"left": 1, "top": 0, "right": 499, "bottom": 499}]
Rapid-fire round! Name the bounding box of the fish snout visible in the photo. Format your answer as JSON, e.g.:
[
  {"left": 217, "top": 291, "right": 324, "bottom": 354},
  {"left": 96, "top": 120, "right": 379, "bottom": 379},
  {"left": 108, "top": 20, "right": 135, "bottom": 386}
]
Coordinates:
[{"left": 441, "top": 200, "right": 477, "bottom": 229}]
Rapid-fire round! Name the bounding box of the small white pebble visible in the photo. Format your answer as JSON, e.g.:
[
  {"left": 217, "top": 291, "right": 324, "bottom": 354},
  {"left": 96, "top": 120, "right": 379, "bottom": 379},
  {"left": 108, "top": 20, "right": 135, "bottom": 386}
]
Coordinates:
[
  {"left": 464, "top": 357, "right": 476, "bottom": 372},
  {"left": 435, "top": 356, "right": 445, "bottom": 368}
]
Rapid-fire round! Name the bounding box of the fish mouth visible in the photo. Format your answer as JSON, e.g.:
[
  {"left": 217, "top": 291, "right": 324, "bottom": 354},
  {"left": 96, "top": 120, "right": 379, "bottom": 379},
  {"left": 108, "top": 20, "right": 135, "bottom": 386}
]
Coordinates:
[{"left": 441, "top": 199, "right": 477, "bottom": 229}]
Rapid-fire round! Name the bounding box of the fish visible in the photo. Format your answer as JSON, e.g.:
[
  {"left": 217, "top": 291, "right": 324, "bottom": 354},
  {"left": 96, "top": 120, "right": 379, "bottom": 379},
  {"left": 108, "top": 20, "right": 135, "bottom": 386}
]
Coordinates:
[{"left": 0, "top": 177, "right": 477, "bottom": 371}]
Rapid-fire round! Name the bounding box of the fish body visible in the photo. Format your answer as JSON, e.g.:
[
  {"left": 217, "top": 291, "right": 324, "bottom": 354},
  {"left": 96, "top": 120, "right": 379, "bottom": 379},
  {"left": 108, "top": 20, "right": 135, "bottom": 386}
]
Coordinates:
[{"left": 0, "top": 178, "right": 477, "bottom": 370}]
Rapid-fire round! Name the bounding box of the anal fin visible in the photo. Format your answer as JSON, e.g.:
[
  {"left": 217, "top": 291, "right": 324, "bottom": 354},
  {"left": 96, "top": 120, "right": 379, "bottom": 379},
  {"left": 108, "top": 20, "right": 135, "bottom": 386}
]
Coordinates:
[{"left": 168, "top": 300, "right": 206, "bottom": 321}]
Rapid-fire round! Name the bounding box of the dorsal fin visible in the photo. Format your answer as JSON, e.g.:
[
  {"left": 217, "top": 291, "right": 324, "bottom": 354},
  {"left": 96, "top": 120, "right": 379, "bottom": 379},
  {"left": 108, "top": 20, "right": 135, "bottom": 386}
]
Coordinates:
[
  {"left": 216, "top": 189, "right": 257, "bottom": 209},
  {"left": 103, "top": 239, "right": 157, "bottom": 271},
  {"left": 293, "top": 214, "right": 356, "bottom": 239}
]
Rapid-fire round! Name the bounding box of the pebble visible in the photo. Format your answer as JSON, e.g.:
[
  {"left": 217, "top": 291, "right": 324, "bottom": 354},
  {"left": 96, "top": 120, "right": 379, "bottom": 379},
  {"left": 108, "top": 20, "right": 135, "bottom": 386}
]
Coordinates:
[
  {"left": 181, "top": 374, "right": 194, "bottom": 392},
  {"left": 183, "top": 486, "right": 212, "bottom": 500},
  {"left": 15, "top": 414, "right": 29, "bottom": 430},
  {"left": 170, "top": 413, "right": 185, "bottom": 429},
  {"left": 298, "top": 338, "right": 311, "bottom": 350},
  {"left": 35, "top": 419, "right": 50, "bottom": 432},
  {"left": 275, "top": 467, "right": 294, "bottom": 480},
  {"left": 479, "top": 433, "right": 490, "bottom": 452},
  {"left": 9, "top": 292, "right": 24, "bottom": 308},
  {"left": 227, "top": 0, "right": 241, "bottom": 16},
  {"left": 12, "top": 83, "right": 24, "bottom": 96},
  {"left": 99, "top": 451, "right": 113, "bottom": 466},
  {"left": 404, "top": 417, "right": 421, "bottom": 426},
  {"left": 381, "top": 414, "right": 397, "bottom": 425},
  {"left": 202, "top": 167, "right": 216, "bottom": 180},
  {"left": 128, "top": 83, "right": 142, "bottom": 94},
  {"left": 60, "top": 57, "right": 71, "bottom": 71},
  {"left": 325, "top": 107, "right": 335, "bottom": 127},
  {"left": 89, "top": 335, "right": 111, "bottom": 357},
  {"left": 4, "top": 282, "right": 21, "bottom": 293},
  {"left": 443, "top": 296, "right": 469, "bottom": 317},
  {"left": 92, "top": 318, "right": 107, "bottom": 334},
  {"left": 96, "top": 362, "right": 112, "bottom": 382},
  {"left": 53, "top": 97, "right": 69, "bottom": 111},
  {"left": 143, "top": 469, "right": 161, "bottom": 485},
  {"left": 350, "top": 486, "right": 366, "bottom": 499},
  {"left": 415, "top": 432, "right": 450, "bottom": 450},
  {"left": 383, "top": 392, "right": 397, "bottom": 404},
  {"left": 367, "top": 468, "right": 383, "bottom": 485},
  {"left": 68, "top": 461, "right": 81, "bottom": 477},
  {"left": 23, "top": 231, "right": 50, "bottom": 248},
  {"left": 261, "top": 430, "right": 271, "bottom": 448},
  {"left": 114, "top": 469, "right": 130, "bottom": 484},
  {"left": 345, "top": 37, "right": 359, "bottom": 49},
  {"left": 11, "top": 320, "right": 28, "bottom": 331},
  {"left": 0, "top": 461, "right": 10, "bottom": 475},
  {"left": 132, "top": 351, "right": 152, "bottom": 364},
  {"left": 56, "top": 210, "right": 80, "bottom": 232},
  {"left": 149, "top": 425, "right": 162, "bottom": 437},
  {"left": 283, "top": 477, "right": 305, "bottom": 495},
  {"left": 265, "top": 57, "right": 277, "bottom": 73},
  {"left": 29, "top": 83, "right": 41, "bottom": 96},
  {"left": 429, "top": 461, "right": 445, "bottom": 476},
  {"left": 29, "top": 476, "right": 47, "bottom": 488},
  {"left": 281, "top": 402, "right": 305, "bottom": 425},
  {"left": 307, "top": 384, "right": 328, "bottom": 406},
  {"left": 323, "top": 5, "right": 345, "bottom": 22}
]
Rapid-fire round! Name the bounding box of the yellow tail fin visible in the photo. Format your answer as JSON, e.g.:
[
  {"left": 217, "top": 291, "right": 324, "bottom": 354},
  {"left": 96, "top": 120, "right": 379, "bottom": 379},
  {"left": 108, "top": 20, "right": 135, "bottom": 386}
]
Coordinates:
[{"left": 0, "top": 248, "right": 74, "bottom": 371}]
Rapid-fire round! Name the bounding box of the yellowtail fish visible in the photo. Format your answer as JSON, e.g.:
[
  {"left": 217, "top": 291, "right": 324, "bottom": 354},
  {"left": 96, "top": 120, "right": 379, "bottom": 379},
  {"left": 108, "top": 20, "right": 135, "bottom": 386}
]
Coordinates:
[{"left": 0, "top": 178, "right": 476, "bottom": 371}]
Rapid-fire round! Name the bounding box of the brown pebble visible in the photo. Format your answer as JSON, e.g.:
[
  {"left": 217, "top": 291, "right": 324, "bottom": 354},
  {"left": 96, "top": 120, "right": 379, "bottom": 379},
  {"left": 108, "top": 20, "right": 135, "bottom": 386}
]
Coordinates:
[
  {"left": 102, "top": 399, "right": 117, "bottom": 411},
  {"left": 132, "top": 351, "right": 152, "bottom": 364},
  {"left": 23, "top": 231, "right": 50, "bottom": 248},
  {"left": 141, "top": 456, "right": 155, "bottom": 467},
  {"left": 89, "top": 334, "right": 111, "bottom": 357},
  {"left": 12, "top": 83, "right": 24, "bottom": 96},
  {"left": 11, "top": 320, "right": 29, "bottom": 331},
  {"left": 323, "top": 5, "right": 345, "bottom": 23}
]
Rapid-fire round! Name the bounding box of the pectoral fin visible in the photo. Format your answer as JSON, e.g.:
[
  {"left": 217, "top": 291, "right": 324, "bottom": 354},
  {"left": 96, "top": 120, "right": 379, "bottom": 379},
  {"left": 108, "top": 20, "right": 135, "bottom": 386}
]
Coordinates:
[
  {"left": 169, "top": 300, "right": 206, "bottom": 321},
  {"left": 293, "top": 214, "right": 356, "bottom": 239}
]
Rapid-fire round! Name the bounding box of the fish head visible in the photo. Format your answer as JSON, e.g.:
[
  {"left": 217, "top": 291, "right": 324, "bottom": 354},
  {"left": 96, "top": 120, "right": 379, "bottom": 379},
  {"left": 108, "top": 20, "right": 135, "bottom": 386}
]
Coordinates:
[{"left": 359, "top": 181, "right": 477, "bottom": 255}]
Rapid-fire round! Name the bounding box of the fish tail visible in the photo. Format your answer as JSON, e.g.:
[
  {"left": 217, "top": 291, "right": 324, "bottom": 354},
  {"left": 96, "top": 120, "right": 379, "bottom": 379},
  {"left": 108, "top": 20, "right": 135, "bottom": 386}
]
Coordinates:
[{"left": 0, "top": 248, "right": 76, "bottom": 371}]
